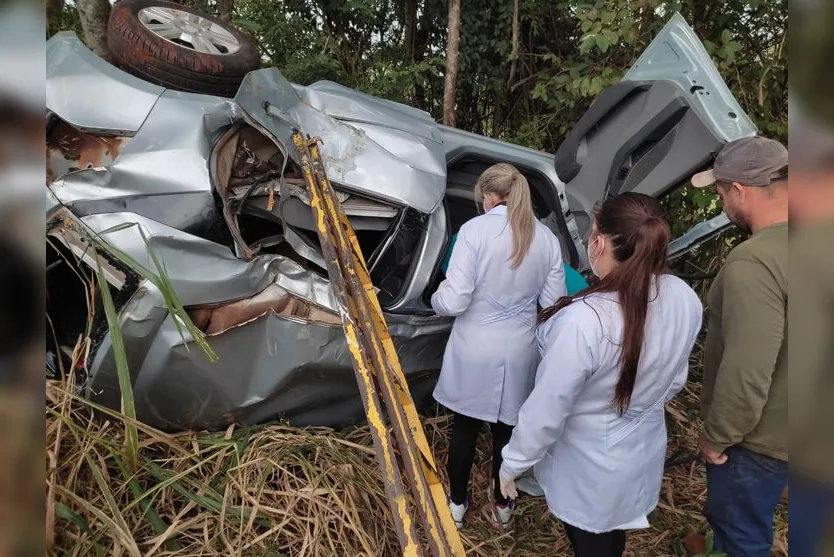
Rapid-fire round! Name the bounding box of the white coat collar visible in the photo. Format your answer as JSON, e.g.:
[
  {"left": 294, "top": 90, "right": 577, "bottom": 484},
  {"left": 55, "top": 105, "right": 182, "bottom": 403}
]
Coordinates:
[{"left": 487, "top": 204, "right": 508, "bottom": 216}]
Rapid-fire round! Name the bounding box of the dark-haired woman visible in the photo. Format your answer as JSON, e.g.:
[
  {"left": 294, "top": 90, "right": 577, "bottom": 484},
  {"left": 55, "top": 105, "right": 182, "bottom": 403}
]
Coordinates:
[{"left": 497, "top": 192, "right": 703, "bottom": 557}]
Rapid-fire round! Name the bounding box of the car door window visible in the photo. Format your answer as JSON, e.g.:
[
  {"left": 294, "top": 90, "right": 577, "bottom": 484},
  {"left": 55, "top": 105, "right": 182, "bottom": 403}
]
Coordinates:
[{"left": 369, "top": 207, "right": 428, "bottom": 308}]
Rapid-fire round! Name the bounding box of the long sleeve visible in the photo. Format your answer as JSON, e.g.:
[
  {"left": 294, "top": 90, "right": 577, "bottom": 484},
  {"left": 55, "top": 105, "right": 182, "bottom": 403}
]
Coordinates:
[
  {"left": 538, "top": 238, "right": 567, "bottom": 308},
  {"left": 666, "top": 298, "right": 702, "bottom": 404},
  {"left": 665, "top": 363, "right": 690, "bottom": 404},
  {"left": 431, "top": 225, "right": 478, "bottom": 317},
  {"left": 702, "top": 259, "right": 785, "bottom": 453},
  {"left": 500, "top": 310, "right": 595, "bottom": 479}
]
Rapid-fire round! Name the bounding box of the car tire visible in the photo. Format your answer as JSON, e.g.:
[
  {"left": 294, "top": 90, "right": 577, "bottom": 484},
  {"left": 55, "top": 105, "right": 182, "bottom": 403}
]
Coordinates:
[{"left": 107, "top": 0, "right": 260, "bottom": 97}]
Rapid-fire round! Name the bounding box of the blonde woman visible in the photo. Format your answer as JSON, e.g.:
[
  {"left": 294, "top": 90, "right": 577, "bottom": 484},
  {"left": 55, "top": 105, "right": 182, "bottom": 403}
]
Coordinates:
[{"left": 431, "top": 163, "right": 567, "bottom": 528}]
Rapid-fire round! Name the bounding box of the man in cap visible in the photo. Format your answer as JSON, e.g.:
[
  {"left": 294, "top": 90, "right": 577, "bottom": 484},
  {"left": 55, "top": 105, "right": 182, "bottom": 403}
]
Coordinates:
[{"left": 692, "top": 136, "right": 789, "bottom": 557}]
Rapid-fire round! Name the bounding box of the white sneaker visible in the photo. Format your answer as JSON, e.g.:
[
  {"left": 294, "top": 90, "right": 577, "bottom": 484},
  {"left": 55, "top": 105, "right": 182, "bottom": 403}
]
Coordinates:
[
  {"left": 493, "top": 499, "right": 516, "bottom": 529},
  {"left": 490, "top": 479, "right": 517, "bottom": 529},
  {"left": 447, "top": 494, "right": 469, "bottom": 528}
]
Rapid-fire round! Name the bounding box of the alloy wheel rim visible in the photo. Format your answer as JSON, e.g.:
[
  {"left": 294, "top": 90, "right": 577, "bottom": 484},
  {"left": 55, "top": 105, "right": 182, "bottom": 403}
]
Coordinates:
[{"left": 138, "top": 6, "right": 241, "bottom": 55}]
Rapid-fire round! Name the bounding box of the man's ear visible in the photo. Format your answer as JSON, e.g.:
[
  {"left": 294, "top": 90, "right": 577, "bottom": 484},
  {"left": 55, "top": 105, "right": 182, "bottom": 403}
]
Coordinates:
[{"left": 732, "top": 181, "right": 746, "bottom": 200}]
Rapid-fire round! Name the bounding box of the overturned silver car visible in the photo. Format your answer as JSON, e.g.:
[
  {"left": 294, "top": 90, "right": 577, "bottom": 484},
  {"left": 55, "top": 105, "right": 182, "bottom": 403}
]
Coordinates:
[{"left": 46, "top": 10, "right": 756, "bottom": 430}]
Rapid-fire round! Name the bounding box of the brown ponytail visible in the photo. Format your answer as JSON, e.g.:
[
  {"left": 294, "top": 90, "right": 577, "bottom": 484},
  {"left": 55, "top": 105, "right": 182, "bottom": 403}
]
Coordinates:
[{"left": 539, "top": 193, "right": 671, "bottom": 414}]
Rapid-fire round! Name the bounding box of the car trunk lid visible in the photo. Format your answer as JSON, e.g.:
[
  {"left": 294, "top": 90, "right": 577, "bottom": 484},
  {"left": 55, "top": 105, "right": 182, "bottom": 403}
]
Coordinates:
[{"left": 554, "top": 12, "right": 757, "bottom": 247}]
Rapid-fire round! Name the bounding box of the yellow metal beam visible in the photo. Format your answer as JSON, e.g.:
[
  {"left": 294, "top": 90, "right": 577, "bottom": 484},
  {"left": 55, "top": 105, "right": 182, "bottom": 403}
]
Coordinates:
[
  {"left": 292, "top": 132, "right": 466, "bottom": 557},
  {"left": 292, "top": 133, "right": 422, "bottom": 556}
]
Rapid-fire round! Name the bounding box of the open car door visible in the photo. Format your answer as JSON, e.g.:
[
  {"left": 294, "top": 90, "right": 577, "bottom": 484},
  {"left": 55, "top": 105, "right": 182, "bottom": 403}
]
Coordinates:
[{"left": 555, "top": 13, "right": 757, "bottom": 253}]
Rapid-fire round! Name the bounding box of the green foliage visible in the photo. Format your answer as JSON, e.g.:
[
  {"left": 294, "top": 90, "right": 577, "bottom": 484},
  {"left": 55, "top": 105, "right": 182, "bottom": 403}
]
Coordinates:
[
  {"left": 51, "top": 0, "right": 785, "bottom": 260},
  {"left": 51, "top": 0, "right": 786, "bottom": 148},
  {"left": 224, "top": 0, "right": 781, "bottom": 261},
  {"left": 47, "top": 1, "right": 82, "bottom": 38}
]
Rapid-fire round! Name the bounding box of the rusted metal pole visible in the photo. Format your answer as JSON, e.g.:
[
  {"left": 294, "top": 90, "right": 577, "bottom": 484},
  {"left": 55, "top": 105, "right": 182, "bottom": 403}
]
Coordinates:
[
  {"left": 307, "top": 141, "right": 455, "bottom": 557},
  {"left": 292, "top": 131, "right": 466, "bottom": 557},
  {"left": 292, "top": 132, "right": 423, "bottom": 556}
]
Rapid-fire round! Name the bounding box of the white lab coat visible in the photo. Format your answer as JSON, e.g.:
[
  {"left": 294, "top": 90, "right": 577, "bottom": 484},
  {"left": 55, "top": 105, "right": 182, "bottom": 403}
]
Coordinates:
[
  {"left": 501, "top": 274, "right": 702, "bottom": 532},
  {"left": 431, "top": 205, "right": 566, "bottom": 425}
]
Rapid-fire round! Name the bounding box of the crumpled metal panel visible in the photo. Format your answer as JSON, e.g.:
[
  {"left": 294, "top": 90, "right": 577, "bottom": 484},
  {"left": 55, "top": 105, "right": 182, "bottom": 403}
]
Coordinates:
[
  {"left": 50, "top": 90, "right": 229, "bottom": 232},
  {"left": 45, "top": 32, "right": 458, "bottom": 430},
  {"left": 47, "top": 33, "right": 448, "bottom": 217},
  {"left": 46, "top": 32, "right": 165, "bottom": 133},
  {"left": 302, "top": 80, "right": 442, "bottom": 143},
  {"left": 46, "top": 120, "right": 132, "bottom": 184},
  {"left": 80, "top": 212, "right": 339, "bottom": 310},
  {"left": 89, "top": 307, "right": 447, "bottom": 430},
  {"left": 235, "top": 69, "right": 447, "bottom": 214},
  {"left": 77, "top": 212, "right": 450, "bottom": 430}
]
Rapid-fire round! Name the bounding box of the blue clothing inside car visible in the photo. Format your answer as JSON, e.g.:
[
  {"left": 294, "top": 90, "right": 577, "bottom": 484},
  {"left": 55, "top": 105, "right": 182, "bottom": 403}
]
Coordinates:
[{"left": 563, "top": 261, "right": 589, "bottom": 295}]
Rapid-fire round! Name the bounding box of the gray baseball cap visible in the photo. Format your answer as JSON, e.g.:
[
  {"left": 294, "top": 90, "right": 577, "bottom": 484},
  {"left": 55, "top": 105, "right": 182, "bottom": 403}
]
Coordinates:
[{"left": 692, "top": 136, "right": 788, "bottom": 188}]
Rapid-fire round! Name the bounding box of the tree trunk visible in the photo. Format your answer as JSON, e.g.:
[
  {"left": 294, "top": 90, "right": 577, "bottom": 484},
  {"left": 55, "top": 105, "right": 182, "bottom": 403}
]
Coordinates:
[
  {"left": 507, "top": 0, "right": 519, "bottom": 87},
  {"left": 75, "top": 0, "right": 112, "bottom": 61},
  {"left": 403, "top": 0, "right": 417, "bottom": 62},
  {"left": 217, "top": 0, "right": 234, "bottom": 22},
  {"left": 442, "top": 0, "right": 461, "bottom": 127}
]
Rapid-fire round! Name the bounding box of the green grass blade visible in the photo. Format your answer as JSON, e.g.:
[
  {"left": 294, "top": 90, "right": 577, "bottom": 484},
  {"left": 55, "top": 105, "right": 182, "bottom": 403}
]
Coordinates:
[
  {"left": 83, "top": 452, "right": 142, "bottom": 557},
  {"left": 92, "top": 247, "right": 139, "bottom": 472},
  {"left": 59, "top": 487, "right": 140, "bottom": 557},
  {"left": 113, "top": 455, "right": 182, "bottom": 552},
  {"left": 137, "top": 226, "right": 218, "bottom": 361},
  {"left": 122, "top": 452, "right": 225, "bottom": 513},
  {"left": 91, "top": 223, "right": 219, "bottom": 363},
  {"left": 54, "top": 501, "right": 93, "bottom": 535},
  {"left": 47, "top": 385, "right": 192, "bottom": 458},
  {"left": 143, "top": 461, "right": 269, "bottom": 526}
]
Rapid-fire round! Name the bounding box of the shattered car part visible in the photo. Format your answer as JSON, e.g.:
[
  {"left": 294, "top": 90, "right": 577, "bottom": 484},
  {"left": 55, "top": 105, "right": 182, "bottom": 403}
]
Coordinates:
[
  {"left": 46, "top": 120, "right": 132, "bottom": 184},
  {"left": 45, "top": 13, "right": 756, "bottom": 430}
]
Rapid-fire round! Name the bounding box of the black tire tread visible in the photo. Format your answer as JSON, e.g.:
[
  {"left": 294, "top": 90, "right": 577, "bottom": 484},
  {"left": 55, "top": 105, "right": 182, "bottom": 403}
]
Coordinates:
[{"left": 106, "top": 0, "right": 260, "bottom": 97}]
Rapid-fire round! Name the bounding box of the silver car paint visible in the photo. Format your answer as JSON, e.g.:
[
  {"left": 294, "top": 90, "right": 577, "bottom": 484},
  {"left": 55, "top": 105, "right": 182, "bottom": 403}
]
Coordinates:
[
  {"left": 234, "top": 65, "right": 448, "bottom": 214},
  {"left": 59, "top": 211, "right": 446, "bottom": 429},
  {"left": 47, "top": 32, "right": 165, "bottom": 134},
  {"left": 44, "top": 33, "right": 467, "bottom": 429},
  {"left": 46, "top": 13, "right": 753, "bottom": 430},
  {"left": 623, "top": 13, "right": 757, "bottom": 142}
]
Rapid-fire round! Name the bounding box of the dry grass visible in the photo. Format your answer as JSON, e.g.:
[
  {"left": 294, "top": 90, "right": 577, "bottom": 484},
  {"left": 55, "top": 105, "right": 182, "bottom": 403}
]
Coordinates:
[
  {"left": 46, "top": 243, "right": 790, "bottom": 555},
  {"left": 46, "top": 230, "right": 787, "bottom": 556},
  {"left": 46, "top": 372, "right": 787, "bottom": 557}
]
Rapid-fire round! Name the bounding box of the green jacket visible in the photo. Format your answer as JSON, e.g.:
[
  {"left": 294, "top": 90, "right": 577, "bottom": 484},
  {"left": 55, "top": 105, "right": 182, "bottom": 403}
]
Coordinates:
[{"left": 700, "top": 223, "right": 788, "bottom": 461}]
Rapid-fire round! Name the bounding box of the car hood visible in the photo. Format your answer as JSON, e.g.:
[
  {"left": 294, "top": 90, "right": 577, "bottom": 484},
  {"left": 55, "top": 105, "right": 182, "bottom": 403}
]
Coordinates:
[
  {"left": 234, "top": 69, "right": 447, "bottom": 214},
  {"left": 46, "top": 32, "right": 448, "bottom": 215}
]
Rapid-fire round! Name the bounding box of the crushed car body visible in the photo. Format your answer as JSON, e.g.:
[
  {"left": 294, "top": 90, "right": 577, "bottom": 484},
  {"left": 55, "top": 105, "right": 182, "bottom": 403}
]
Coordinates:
[{"left": 46, "top": 12, "right": 757, "bottom": 431}]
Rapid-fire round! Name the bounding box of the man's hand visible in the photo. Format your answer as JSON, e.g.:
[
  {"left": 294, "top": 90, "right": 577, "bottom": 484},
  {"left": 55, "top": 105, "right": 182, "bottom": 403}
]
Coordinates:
[
  {"left": 699, "top": 435, "right": 728, "bottom": 465},
  {"left": 498, "top": 468, "right": 518, "bottom": 500}
]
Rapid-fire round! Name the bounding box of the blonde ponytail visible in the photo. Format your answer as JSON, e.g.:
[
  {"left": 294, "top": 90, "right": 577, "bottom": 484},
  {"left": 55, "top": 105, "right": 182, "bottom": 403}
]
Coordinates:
[{"left": 474, "top": 163, "right": 536, "bottom": 269}]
